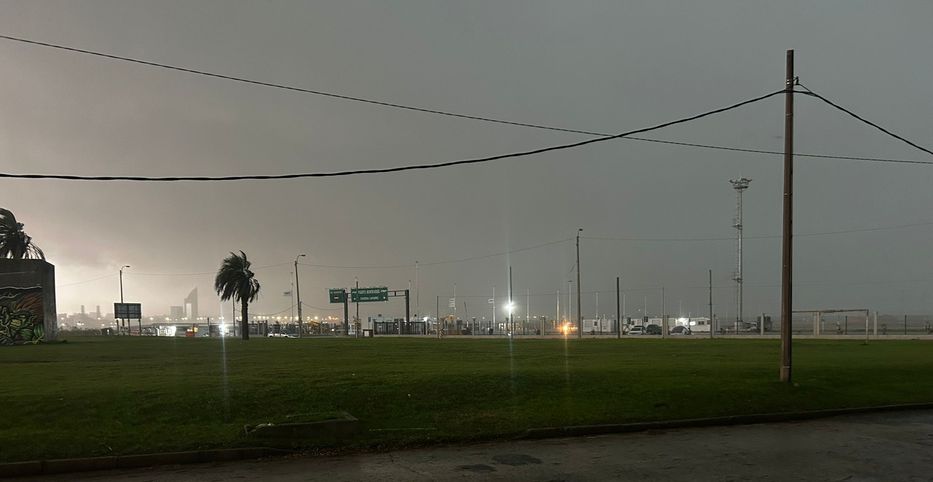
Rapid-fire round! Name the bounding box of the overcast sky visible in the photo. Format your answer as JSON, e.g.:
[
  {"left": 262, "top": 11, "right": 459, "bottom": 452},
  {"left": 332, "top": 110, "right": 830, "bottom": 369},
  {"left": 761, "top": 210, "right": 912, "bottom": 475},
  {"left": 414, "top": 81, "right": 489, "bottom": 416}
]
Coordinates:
[{"left": 2, "top": 1, "right": 932, "bottom": 322}]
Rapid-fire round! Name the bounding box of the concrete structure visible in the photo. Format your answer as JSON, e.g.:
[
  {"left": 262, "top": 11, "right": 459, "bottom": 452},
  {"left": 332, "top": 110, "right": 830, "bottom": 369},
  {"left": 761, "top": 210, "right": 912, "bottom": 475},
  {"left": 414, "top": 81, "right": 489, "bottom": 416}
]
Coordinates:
[
  {"left": 0, "top": 259, "right": 57, "bottom": 344},
  {"left": 184, "top": 287, "right": 198, "bottom": 321}
]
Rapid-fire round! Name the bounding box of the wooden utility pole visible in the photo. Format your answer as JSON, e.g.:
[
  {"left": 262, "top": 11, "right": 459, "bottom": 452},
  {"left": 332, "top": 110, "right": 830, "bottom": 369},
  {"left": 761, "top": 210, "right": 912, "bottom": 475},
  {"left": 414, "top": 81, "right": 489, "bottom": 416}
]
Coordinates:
[{"left": 780, "top": 49, "right": 795, "bottom": 383}]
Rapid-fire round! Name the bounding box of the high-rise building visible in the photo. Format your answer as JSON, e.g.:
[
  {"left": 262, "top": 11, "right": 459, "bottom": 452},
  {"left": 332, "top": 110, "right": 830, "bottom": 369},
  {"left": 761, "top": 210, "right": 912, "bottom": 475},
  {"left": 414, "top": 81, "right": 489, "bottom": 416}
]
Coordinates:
[{"left": 184, "top": 287, "right": 198, "bottom": 321}]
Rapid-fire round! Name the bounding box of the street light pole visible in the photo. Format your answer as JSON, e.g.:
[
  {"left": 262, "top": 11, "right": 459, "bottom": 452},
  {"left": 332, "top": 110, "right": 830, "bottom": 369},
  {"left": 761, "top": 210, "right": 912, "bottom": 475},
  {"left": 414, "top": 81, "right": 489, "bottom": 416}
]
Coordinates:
[
  {"left": 576, "top": 228, "right": 583, "bottom": 338},
  {"left": 119, "top": 265, "right": 129, "bottom": 335},
  {"left": 119, "top": 266, "right": 129, "bottom": 304},
  {"left": 295, "top": 254, "right": 306, "bottom": 338}
]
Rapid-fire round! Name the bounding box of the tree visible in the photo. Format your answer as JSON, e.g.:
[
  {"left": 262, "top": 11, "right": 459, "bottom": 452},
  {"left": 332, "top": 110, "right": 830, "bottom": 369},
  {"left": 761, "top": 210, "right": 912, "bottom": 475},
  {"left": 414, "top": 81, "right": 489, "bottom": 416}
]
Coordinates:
[
  {"left": 0, "top": 208, "right": 44, "bottom": 260},
  {"left": 214, "top": 251, "right": 260, "bottom": 340}
]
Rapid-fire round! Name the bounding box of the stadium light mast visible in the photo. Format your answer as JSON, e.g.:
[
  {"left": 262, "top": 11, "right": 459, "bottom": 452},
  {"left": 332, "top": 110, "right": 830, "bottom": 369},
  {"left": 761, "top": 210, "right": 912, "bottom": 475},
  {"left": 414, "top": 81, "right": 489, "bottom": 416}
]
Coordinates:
[{"left": 730, "top": 177, "right": 752, "bottom": 333}]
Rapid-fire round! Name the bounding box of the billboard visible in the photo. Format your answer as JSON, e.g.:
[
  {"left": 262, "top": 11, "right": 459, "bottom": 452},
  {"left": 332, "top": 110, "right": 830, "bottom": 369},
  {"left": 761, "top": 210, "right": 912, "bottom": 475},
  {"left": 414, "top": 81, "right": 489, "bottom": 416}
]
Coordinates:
[{"left": 114, "top": 302, "right": 142, "bottom": 319}]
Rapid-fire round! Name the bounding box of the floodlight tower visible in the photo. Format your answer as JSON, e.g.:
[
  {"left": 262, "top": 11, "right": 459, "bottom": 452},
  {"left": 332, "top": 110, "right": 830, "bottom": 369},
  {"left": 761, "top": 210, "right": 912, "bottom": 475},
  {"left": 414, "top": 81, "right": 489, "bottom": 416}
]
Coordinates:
[{"left": 730, "top": 177, "right": 752, "bottom": 333}]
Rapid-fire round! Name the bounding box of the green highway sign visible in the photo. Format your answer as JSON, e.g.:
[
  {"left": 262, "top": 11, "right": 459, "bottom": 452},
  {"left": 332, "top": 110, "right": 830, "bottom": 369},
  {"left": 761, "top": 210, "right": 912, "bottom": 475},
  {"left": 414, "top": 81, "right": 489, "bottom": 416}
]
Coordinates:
[
  {"left": 329, "top": 289, "right": 347, "bottom": 304},
  {"left": 351, "top": 287, "right": 389, "bottom": 302}
]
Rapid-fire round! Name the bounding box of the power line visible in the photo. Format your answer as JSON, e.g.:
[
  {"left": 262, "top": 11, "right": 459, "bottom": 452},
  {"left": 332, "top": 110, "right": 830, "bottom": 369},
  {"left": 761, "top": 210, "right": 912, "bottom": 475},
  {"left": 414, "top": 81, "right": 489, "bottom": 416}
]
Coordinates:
[
  {"left": 584, "top": 235, "right": 735, "bottom": 242},
  {"left": 422, "top": 238, "right": 571, "bottom": 266},
  {"left": 299, "top": 238, "right": 571, "bottom": 270},
  {"left": 301, "top": 301, "right": 341, "bottom": 312},
  {"left": 0, "top": 34, "right": 606, "bottom": 136},
  {"left": 49, "top": 218, "right": 933, "bottom": 285},
  {"left": 53, "top": 217, "right": 933, "bottom": 286},
  {"left": 59, "top": 240, "right": 568, "bottom": 281},
  {"left": 298, "top": 262, "right": 410, "bottom": 270},
  {"left": 571, "top": 276, "right": 933, "bottom": 294},
  {"left": 38, "top": 263, "right": 292, "bottom": 291},
  {"left": 0, "top": 33, "right": 779, "bottom": 151},
  {"left": 125, "top": 262, "right": 291, "bottom": 277},
  {"left": 0, "top": 89, "right": 787, "bottom": 181},
  {"left": 798, "top": 83, "right": 933, "bottom": 158},
  {"left": 2, "top": 34, "right": 929, "bottom": 168},
  {"left": 583, "top": 219, "right": 933, "bottom": 243},
  {"left": 253, "top": 304, "right": 296, "bottom": 317},
  {"left": 56, "top": 273, "right": 117, "bottom": 287},
  {"left": 796, "top": 220, "right": 933, "bottom": 237},
  {"left": 633, "top": 137, "right": 933, "bottom": 166}
]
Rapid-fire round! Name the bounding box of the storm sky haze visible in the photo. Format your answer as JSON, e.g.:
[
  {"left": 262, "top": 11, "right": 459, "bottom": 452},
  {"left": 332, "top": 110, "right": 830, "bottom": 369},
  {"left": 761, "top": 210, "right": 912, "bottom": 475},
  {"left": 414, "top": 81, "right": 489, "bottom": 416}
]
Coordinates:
[{"left": 1, "top": 1, "right": 932, "bottom": 322}]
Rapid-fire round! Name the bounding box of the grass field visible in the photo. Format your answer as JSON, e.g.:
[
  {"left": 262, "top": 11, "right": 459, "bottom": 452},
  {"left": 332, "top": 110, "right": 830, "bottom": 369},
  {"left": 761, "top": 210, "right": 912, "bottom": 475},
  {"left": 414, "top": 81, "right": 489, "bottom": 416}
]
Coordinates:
[{"left": 2, "top": 336, "right": 932, "bottom": 463}]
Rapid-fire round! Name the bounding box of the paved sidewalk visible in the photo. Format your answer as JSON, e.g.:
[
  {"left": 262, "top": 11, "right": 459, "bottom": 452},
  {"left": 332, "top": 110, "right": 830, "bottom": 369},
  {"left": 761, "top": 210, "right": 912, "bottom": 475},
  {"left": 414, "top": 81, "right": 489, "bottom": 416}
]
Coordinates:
[{"left": 20, "top": 409, "right": 933, "bottom": 481}]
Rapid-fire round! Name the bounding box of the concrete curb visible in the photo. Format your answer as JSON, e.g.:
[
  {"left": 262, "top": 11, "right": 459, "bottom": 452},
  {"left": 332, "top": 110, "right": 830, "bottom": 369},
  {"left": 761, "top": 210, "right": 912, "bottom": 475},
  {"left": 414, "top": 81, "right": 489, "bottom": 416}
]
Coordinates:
[
  {"left": 5, "top": 403, "right": 932, "bottom": 478},
  {"left": 0, "top": 447, "right": 293, "bottom": 478},
  {"left": 521, "top": 402, "right": 933, "bottom": 439}
]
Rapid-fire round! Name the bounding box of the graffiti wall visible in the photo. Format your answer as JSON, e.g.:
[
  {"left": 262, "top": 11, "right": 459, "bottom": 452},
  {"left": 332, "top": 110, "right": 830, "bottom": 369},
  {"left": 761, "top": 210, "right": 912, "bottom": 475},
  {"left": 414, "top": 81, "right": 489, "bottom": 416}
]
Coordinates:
[{"left": 0, "top": 286, "right": 45, "bottom": 345}]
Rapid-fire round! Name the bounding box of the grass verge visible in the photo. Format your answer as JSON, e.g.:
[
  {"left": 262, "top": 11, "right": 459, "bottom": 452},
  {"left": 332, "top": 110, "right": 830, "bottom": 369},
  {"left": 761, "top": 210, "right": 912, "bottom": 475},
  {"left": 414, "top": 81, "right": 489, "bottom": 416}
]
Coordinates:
[{"left": 1, "top": 336, "right": 931, "bottom": 462}]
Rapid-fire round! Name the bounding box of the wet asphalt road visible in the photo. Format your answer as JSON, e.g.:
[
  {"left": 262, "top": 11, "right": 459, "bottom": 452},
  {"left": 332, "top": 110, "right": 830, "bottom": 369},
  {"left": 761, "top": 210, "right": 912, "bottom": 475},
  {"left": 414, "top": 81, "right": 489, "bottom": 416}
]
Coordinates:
[{"left": 18, "top": 409, "right": 933, "bottom": 481}]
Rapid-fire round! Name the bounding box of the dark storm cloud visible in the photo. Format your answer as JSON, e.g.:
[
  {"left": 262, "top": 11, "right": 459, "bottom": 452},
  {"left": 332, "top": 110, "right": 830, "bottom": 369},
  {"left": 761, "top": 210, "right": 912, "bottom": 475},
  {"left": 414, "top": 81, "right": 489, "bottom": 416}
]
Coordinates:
[{"left": 1, "top": 1, "right": 931, "bottom": 320}]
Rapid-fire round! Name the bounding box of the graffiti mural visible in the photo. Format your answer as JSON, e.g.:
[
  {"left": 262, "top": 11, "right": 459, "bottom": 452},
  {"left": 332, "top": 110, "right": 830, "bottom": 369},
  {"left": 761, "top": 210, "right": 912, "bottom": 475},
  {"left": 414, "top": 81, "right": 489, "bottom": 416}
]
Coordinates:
[{"left": 0, "top": 286, "right": 45, "bottom": 345}]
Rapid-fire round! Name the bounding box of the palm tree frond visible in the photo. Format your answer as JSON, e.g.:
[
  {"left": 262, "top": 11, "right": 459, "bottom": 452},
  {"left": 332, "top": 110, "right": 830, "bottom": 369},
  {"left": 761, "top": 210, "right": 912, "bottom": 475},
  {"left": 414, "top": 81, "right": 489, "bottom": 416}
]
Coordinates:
[
  {"left": 214, "top": 251, "right": 261, "bottom": 303},
  {"left": 0, "top": 208, "right": 44, "bottom": 260}
]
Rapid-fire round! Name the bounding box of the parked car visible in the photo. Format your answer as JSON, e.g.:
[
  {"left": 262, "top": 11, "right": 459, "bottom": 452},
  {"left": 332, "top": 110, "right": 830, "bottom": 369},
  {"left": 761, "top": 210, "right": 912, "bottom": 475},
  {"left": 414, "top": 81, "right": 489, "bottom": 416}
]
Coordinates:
[
  {"left": 670, "top": 325, "right": 692, "bottom": 335},
  {"left": 627, "top": 325, "right": 646, "bottom": 335},
  {"left": 645, "top": 324, "right": 662, "bottom": 335}
]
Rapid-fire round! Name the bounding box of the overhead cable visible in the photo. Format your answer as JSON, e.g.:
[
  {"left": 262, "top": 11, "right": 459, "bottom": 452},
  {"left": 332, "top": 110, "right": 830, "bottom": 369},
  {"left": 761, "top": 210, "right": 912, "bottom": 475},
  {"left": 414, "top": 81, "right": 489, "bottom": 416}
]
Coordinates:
[
  {"left": 0, "top": 89, "right": 787, "bottom": 181},
  {"left": 798, "top": 83, "right": 933, "bottom": 158},
  {"left": 582, "top": 219, "right": 933, "bottom": 243},
  {"left": 125, "top": 261, "right": 291, "bottom": 277},
  {"left": 299, "top": 238, "right": 571, "bottom": 270},
  {"left": 2, "top": 34, "right": 930, "bottom": 168},
  {"left": 55, "top": 273, "right": 118, "bottom": 287},
  {"left": 0, "top": 34, "right": 605, "bottom": 135}
]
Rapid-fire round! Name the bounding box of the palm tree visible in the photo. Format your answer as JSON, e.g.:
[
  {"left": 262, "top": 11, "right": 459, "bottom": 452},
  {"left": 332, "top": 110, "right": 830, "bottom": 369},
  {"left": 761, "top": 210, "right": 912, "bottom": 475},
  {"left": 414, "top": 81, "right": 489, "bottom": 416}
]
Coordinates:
[
  {"left": 214, "top": 251, "right": 261, "bottom": 340},
  {"left": 0, "top": 208, "right": 44, "bottom": 260}
]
